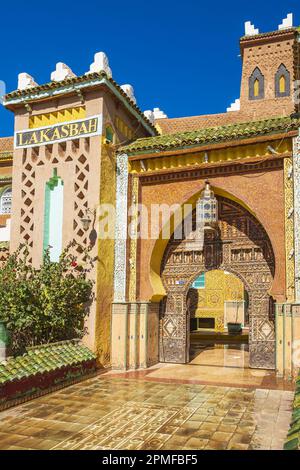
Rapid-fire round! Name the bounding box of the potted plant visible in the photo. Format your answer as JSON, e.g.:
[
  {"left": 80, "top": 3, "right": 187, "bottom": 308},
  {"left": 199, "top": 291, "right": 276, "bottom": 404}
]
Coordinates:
[
  {"left": 0, "top": 321, "right": 9, "bottom": 361},
  {"left": 227, "top": 295, "right": 243, "bottom": 335}
]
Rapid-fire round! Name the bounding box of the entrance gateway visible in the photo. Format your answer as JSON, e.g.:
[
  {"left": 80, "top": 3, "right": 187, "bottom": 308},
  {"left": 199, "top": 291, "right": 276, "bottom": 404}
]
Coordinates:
[
  {"left": 160, "top": 196, "right": 275, "bottom": 369},
  {"left": 3, "top": 22, "right": 300, "bottom": 377}
]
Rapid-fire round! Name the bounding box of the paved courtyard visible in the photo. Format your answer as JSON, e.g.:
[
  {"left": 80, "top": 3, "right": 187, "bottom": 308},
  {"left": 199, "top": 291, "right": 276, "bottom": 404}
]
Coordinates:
[{"left": 0, "top": 375, "right": 294, "bottom": 450}]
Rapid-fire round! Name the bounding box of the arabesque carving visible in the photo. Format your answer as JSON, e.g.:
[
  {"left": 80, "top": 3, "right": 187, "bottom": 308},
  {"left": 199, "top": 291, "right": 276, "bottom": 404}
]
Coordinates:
[{"left": 160, "top": 197, "right": 275, "bottom": 369}]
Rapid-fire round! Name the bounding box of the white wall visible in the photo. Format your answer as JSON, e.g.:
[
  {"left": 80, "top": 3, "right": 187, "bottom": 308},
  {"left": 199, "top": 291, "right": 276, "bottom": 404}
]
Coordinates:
[{"left": 0, "top": 219, "right": 11, "bottom": 242}]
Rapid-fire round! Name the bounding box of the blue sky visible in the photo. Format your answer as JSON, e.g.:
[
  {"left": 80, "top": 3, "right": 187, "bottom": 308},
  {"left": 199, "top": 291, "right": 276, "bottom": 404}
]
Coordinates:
[{"left": 0, "top": 0, "right": 299, "bottom": 137}]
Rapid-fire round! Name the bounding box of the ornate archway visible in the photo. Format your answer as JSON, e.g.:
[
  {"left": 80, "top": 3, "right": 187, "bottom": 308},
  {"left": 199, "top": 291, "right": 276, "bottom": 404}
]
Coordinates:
[{"left": 160, "top": 196, "right": 276, "bottom": 369}]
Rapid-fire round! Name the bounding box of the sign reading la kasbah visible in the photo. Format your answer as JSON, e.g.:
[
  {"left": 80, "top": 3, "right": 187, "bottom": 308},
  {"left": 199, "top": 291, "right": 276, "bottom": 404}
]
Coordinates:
[{"left": 14, "top": 115, "right": 102, "bottom": 149}]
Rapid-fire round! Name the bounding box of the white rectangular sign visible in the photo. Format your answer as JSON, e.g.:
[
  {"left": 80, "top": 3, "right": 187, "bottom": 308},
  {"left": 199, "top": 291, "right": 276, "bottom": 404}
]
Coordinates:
[{"left": 14, "top": 114, "right": 103, "bottom": 149}]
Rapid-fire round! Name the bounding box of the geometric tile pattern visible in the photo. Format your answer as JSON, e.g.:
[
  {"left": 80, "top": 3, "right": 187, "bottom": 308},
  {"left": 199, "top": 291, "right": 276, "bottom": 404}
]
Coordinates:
[
  {"left": 72, "top": 141, "right": 90, "bottom": 258},
  {"left": 19, "top": 138, "right": 91, "bottom": 264},
  {"left": 293, "top": 135, "right": 300, "bottom": 301},
  {"left": 0, "top": 377, "right": 293, "bottom": 450},
  {"left": 284, "top": 156, "right": 295, "bottom": 301},
  {"left": 20, "top": 149, "right": 36, "bottom": 260},
  {"left": 113, "top": 153, "right": 129, "bottom": 302}
]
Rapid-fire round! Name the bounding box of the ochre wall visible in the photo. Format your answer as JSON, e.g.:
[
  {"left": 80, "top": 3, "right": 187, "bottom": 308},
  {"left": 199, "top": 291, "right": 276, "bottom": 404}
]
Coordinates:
[
  {"left": 137, "top": 165, "right": 286, "bottom": 303},
  {"left": 95, "top": 141, "right": 116, "bottom": 365},
  {"left": 189, "top": 270, "right": 244, "bottom": 332}
]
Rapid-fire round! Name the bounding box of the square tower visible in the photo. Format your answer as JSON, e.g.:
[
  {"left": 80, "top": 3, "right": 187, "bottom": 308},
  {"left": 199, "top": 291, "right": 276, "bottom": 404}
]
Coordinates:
[{"left": 239, "top": 27, "right": 300, "bottom": 119}]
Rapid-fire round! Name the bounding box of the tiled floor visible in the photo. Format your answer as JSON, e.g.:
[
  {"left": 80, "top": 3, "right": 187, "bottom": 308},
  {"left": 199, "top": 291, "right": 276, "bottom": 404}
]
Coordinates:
[
  {"left": 108, "top": 343, "right": 295, "bottom": 390},
  {"left": 0, "top": 376, "right": 294, "bottom": 450}
]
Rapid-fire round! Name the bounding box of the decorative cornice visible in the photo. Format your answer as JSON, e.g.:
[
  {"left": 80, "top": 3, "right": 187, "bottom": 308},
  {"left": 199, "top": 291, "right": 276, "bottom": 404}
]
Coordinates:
[
  {"left": 138, "top": 155, "right": 284, "bottom": 185},
  {"left": 4, "top": 72, "right": 158, "bottom": 137},
  {"left": 0, "top": 152, "right": 13, "bottom": 162},
  {"left": 240, "top": 27, "right": 298, "bottom": 43}
]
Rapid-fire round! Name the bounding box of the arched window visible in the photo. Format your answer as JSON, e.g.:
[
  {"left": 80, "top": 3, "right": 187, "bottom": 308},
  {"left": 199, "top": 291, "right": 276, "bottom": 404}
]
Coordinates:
[
  {"left": 0, "top": 187, "right": 12, "bottom": 214},
  {"left": 249, "top": 67, "right": 264, "bottom": 100},
  {"left": 43, "top": 170, "right": 64, "bottom": 262},
  {"left": 105, "top": 125, "right": 114, "bottom": 143},
  {"left": 275, "top": 64, "right": 290, "bottom": 97}
]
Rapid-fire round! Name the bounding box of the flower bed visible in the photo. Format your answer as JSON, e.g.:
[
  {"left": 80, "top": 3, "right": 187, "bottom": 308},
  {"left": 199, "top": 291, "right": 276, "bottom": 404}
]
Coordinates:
[
  {"left": 284, "top": 372, "right": 300, "bottom": 450},
  {"left": 0, "top": 339, "right": 97, "bottom": 411}
]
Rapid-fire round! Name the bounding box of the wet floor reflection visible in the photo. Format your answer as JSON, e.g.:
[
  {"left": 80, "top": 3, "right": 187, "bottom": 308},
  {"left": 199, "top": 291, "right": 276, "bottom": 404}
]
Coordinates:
[
  {"left": 0, "top": 376, "right": 294, "bottom": 450},
  {"left": 190, "top": 342, "right": 249, "bottom": 369}
]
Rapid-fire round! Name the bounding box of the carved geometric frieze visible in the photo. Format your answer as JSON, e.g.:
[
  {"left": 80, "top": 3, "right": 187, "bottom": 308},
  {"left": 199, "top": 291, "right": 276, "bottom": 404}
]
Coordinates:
[
  {"left": 113, "top": 153, "right": 129, "bottom": 302},
  {"left": 159, "top": 338, "right": 186, "bottom": 363},
  {"left": 249, "top": 342, "right": 275, "bottom": 369},
  {"left": 18, "top": 138, "right": 91, "bottom": 265},
  {"left": 284, "top": 157, "right": 295, "bottom": 301},
  {"left": 250, "top": 317, "right": 275, "bottom": 342},
  {"left": 128, "top": 176, "right": 139, "bottom": 302},
  {"left": 293, "top": 137, "right": 300, "bottom": 301}
]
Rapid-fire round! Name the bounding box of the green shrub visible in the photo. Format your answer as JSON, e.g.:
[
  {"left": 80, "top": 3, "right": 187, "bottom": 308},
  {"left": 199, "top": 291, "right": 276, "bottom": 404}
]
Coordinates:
[{"left": 0, "top": 243, "right": 94, "bottom": 355}]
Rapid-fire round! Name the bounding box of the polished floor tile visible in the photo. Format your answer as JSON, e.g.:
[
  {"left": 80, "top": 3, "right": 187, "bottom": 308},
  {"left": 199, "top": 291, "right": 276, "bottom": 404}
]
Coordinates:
[
  {"left": 0, "top": 374, "right": 294, "bottom": 450},
  {"left": 108, "top": 343, "right": 294, "bottom": 391}
]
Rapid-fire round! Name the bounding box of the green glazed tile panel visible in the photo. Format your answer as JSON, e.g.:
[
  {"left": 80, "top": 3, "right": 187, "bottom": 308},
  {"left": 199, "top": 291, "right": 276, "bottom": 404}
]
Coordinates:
[{"left": 0, "top": 340, "right": 96, "bottom": 385}]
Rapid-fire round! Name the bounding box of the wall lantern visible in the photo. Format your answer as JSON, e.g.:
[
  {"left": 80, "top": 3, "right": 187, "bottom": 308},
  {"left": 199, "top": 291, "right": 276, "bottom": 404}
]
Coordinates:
[
  {"left": 197, "top": 181, "right": 218, "bottom": 231},
  {"left": 185, "top": 181, "right": 218, "bottom": 252},
  {"left": 80, "top": 208, "right": 93, "bottom": 232}
]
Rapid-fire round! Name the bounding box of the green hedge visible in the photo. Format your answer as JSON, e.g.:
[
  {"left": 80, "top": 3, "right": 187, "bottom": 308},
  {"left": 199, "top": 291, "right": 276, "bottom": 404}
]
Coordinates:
[{"left": 284, "top": 372, "right": 300, "bottom": 450}]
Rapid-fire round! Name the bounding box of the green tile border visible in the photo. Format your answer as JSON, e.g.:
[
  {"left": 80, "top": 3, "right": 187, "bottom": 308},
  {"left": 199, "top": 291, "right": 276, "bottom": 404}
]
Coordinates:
[{"left": 0, "top": 339, "right": 98, "bottom": 411}]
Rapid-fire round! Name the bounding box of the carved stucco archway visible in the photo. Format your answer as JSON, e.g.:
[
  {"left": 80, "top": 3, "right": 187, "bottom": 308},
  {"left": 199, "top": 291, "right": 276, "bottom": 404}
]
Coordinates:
[{"left": 160, "top": 196, "right": 276, "bottom": 369}]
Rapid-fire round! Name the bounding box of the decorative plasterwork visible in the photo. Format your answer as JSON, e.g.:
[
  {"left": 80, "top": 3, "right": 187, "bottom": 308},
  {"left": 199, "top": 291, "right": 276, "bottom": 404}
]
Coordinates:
[
  {"left": 160, "top": 198, "right": 276, "bottom": 369},
  {"left": 128, "top": 176, "right": 139, "bottom": 302},
  {"left": 284, "top": 157, "right": 295, "bottom": 301},
  {"left": 18, "top": 138, "right": 91, "bottom": 265},
  {"left": 128, "top": 140, "right": 291, "bottom": 176},
  {"left": 113, "top": 153, "right": 129, "bottom": 302},
  {"left": 139, "top": 157, "right": 283, "bottom": 185},
  {"left": 293, "top": 136, "right": 300, "bottom": 301}
]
